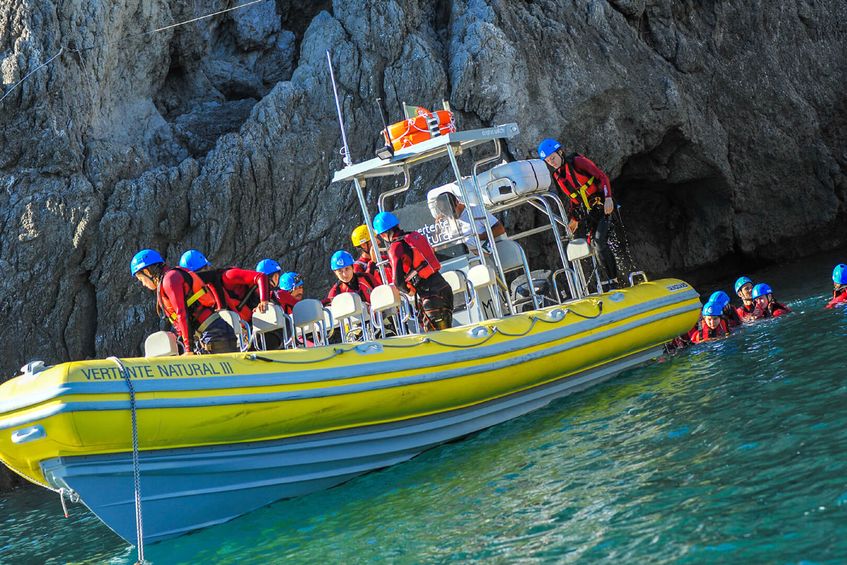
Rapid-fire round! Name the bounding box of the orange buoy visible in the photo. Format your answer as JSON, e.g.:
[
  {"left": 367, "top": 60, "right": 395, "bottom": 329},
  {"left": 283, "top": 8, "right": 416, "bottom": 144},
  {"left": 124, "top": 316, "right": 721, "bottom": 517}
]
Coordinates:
[{"left": 382, "top": 107, "right": 456, "bottom": 151}]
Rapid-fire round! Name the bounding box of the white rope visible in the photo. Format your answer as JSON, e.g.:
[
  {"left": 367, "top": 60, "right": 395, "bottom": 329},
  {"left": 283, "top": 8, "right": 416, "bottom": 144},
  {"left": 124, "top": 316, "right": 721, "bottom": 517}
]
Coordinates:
[{"left": 0, "top": 0, "right": 270, "bottom": 106}]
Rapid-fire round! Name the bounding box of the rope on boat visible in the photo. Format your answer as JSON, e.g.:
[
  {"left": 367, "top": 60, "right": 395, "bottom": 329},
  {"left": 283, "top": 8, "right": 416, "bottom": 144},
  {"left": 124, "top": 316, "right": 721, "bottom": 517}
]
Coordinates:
[
  {"left": 248, "top": 347, "right": 349, "bottom": 364},
  {"left": 107, "top": 356, "right": 146, "bottom": 565}
]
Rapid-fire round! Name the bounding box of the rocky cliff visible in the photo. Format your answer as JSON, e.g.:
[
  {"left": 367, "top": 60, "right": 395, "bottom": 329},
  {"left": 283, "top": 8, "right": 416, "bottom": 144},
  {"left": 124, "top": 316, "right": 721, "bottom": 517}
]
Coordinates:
[{"left": 0, "top": 0, "right": 845, "bottom": 486}]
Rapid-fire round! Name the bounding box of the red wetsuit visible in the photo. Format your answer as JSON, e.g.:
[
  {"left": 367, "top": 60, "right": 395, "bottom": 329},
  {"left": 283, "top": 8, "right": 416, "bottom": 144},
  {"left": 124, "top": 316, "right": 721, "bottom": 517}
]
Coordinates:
[
  {"left": 157, "top": 267, "right": 218, "bottom": 345},
  {"left": 688, "top": 318, "right": 730, "bottom": 343},
  {"left": 325, "top": 272, "right": 378, "bottom": 304},
  {"left": 272, "top": 288, "right": 299, "bottom": 315},
  {"left": 764, "top": 301, "right": 792, "bottom": 318},
  {"left": 826, "top": 288, "right": 847, "bottom": 309},
  {"left": 354, "top": 251, "right": 391, "bottom": 286},
  {"left": 736, "top": 302, "right": 764, "bottom": 322},
  {"left": 203, "top": 268, "right": 270, "bottom": 323}
]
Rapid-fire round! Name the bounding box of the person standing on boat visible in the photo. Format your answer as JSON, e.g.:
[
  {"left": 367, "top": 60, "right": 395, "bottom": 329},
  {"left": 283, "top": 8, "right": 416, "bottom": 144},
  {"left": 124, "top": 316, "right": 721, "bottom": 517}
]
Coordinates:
[
  {"left": 827, "top": 264, "right": 847, "bottom": 308},
  {"left": 752, "top": 283, "right": 792, "bottom": 318},
  {"left": 538, "top": 138, "right": 619, "bottom": 289},
  {"left": 131, "top": 249, "right": 243, "bottom": 354},
  {"left": 351, "top": 224, "right": 391, "bottom": 285},
  {"left": 373, "top": 211, "right": 454, "bottom": 331},
  {"left": 325, "top": 250, "right": 378, "bottom": 304},
  {"left": 179, "top": 249, "right": 271, "bottom": 324}
]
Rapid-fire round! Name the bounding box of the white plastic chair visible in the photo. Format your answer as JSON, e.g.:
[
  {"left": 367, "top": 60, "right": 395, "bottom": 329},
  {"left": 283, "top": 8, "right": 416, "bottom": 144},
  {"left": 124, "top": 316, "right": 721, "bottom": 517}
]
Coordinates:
[
  {"left": 216, "top": 309, "right": 251, "bottom": 351},
  {"left": 251, "top": 304, "right": 294, "bottom": 350},
  {"left": 330, "top": 292, "right": 371, "bottom": 342},
  {"left": 442, "top": 269, "right": 474, "bottom": 317},
  {"left": 495, "top": 239, "right": 540, "bottom": 310},
  {"left": 144, "top": 331, "right": 180, "bottom": 357},
  {"left": 292, "top": 299, "right": 332, "bottom": 348},
  {"left": 370, "top": 285, "right": 404, "bottom": 337},
  {"left": 567, "top": 238, "right": 601, "bottom": 294},
  {"left": 467, "top": 264, "right": 504, "bottom": 320}
]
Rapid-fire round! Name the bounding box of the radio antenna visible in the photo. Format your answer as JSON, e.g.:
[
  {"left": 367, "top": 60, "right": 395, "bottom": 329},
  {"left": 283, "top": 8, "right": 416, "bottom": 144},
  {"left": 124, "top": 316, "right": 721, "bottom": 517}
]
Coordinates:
[{"left": 326, "top": 50, "right": 352, "bottom": 167}]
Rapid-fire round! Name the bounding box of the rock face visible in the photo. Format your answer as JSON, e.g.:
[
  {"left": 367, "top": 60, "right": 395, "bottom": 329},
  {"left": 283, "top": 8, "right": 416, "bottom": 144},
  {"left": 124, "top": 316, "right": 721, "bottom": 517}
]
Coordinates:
[{"left": 0, "top": 0, "right": 845, "bottom": 485}]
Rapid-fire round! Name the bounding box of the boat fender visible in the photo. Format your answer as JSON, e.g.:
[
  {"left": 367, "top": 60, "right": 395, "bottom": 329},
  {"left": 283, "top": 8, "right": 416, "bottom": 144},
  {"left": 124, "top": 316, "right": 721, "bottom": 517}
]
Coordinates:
[
  {"left": 11, "top": 425, "right": 45, "bottom": 444},
  {"left": 19, "top": 360, "right": 46, "bottom": 376}
]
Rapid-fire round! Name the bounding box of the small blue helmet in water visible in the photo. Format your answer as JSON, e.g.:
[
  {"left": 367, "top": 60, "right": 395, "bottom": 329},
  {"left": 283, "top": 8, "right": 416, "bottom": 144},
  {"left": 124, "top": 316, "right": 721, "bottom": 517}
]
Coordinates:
[
  {"left": 702, "top": 301, "right": 723, "bottom": 317},
  {"left": 751, "top": 283, "right": 773, "bottom": 300},
  {"left": 179, "top": 249, "right": 210, "bottom": 272},
  {"left": 537, "top": 138, "right": 562, "bottom": 160},
  {"left": 833, "top": 264, "right": 847, "bottom": 285},
  {"left": 734, "top": 276, "right": 753, "bottom": 294},
  {"left": 130, "top": 249, "right": 164, "bottom": 276},
  {"left": 708, "top": 291, "right": 730, "bottom": 309}
]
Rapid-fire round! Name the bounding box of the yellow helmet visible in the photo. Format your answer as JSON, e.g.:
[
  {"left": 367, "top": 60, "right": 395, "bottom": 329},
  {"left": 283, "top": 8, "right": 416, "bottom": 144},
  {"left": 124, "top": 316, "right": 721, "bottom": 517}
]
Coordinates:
[{"left": 351, "top": 224, "right": 370, "bottom": 247}]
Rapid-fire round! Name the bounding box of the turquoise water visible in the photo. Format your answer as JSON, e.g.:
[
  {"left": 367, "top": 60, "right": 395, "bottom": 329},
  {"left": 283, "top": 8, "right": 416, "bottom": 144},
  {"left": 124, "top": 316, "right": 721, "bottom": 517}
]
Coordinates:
[{"left": 1, "top": 252, "right": 846, "bottom": 564}]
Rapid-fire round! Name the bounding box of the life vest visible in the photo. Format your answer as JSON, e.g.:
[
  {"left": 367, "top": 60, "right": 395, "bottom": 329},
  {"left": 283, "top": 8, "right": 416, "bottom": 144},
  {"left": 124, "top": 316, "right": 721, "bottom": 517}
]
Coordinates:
[
  {"left": 690, "top": 318, "right": 729, "bottom": 343},
  {"left": 198, "top": 268, "right": 259, "bottom": 320},
  {"left": 554, "top": 153, "right": 602, "bottom": 211},
  {"left": 329, "top": 273, "right": 376, "bottom": 304},
  {"left": 402, "top": 231, "right": 441, "bottom": 283},
  {"left": 382, "top": 107, "right": 456, "bottom": 152},
  {"left": 767, "top": 301, "right": 791, "bottom": 317},
  {"left": 826, "top": 288, "right": 847, "bottom": 309},
  {"left": 157, "top": 267, "right": 217, "bottom": 333}
]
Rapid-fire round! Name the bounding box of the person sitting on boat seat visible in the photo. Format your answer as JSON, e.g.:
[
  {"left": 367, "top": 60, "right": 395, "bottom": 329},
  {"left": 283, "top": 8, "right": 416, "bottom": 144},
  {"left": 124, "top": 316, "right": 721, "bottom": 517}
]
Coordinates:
[
  {"left": 826, "top": 264, "right": 847, "bottom": 309},
  {"left": 280, "top": 271, "right": 305, "bottom": 303},
  {"left": 351, "top": 224, "right": 391, "bottom": 285},
  {"left": 688, "top": 301, "right": 731, "bottom": 343},
  {"left": 180, "top": 252, "right": 272, "bottom": 325},
  {"left": 131, "top": 249, "right": 240, "bottom": 354},
  {"left": 733, "top": 276, "right": 764, "bottom": 321},
  {"left": 326, "top": 250, "right": 378, "bottom": 304},
  {"left": 431, "top": 191, "right": 507, "bottom": 254},
  {"left": 708, "top": 290, "right": 742, "bottom": 328},
  {"left": 752, "top": 283, "right": 792, "bottom": 318},
  {"left": 538, "top": 137, "right": 619, "bottom": 289},
  {"left": 373, "top": 211, "right": 454, "bottom": 331}
]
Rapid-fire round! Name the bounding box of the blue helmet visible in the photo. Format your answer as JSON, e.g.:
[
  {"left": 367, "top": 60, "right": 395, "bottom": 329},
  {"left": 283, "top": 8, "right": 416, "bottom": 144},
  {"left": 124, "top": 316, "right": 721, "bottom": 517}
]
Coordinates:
[
  {"left": 256, "top": 259, "right": 282, "bottom": 276},
  {"left": 708, "top": 291, "right": 730, "bottom": 309},
  {"left": 833, "top": 264, "right": 847, "bottom": 285},
  {"left": 537, "top": 138, "right": 562, "bottom": 160},
  {"left": 130, "top": 249, "right": 164, "bottom": 276},
  {"left": 330, "top": 250, "right": 355, "bottom": 270},
  {"left": 751, "top": 283, "right": 773, "bottom": 300},
  {"left": 734, "top": 276, "right": 753, "bottom": 294},
  {"left": 702, "top": 301, "right": 723, "bottom": 317},
  {"left": 179, "top": 249, "right": 210, "bottom": 272},
  {"left": 280, "top": 271, "right": 303, "bottom": 291},
  {"left": 373, "top": 211, "right": 400, "bottom": 234}
]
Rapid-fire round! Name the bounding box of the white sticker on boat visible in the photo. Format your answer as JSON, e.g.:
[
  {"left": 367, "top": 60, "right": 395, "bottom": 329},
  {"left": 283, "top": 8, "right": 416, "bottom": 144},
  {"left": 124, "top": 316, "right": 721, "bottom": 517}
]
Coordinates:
[
  {"left": 608, "top": 292, "right": 625, "bottom": 302},
  {"left": 666, "top": 282, "right": 689, "bottom": 291}
]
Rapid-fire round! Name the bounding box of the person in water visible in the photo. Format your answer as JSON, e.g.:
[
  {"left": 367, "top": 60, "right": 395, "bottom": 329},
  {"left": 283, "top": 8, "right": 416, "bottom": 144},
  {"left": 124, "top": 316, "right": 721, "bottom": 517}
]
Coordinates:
[
  {"left": 752, "top": 283, "right": 791, "bottom": 318},
  {"left": 131, "top": 249, "right": 240, "bottom": 354},
  {"left": 708, "top": 290, "right": 742, "bottom": 328},
  {"left": 826, "top": 263, "right": 847, "bottom": 309},
  {"left": 538, "top": 137, "right": 618, "bottom": 289},
  {"left": 733, "top": 276, "right": 764, "bottom": 322},
  {"left": 688, "top": 301, "right": 731, "bottom": 343},
  {"left": 374, "top": 211, "right": 454, "bottom": 331},
  {"left": 351, "top": 224, "right": 391, "bottom": 285},
  {"left": 325, "top": 250, "right": 378, "bottom": 304}
]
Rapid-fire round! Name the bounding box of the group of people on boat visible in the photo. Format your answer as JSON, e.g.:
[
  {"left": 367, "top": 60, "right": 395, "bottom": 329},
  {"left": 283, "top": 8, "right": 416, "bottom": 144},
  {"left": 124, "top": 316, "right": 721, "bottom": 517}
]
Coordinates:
[{"left": 130, "top": 211, "right": 454, "bottom": 355}]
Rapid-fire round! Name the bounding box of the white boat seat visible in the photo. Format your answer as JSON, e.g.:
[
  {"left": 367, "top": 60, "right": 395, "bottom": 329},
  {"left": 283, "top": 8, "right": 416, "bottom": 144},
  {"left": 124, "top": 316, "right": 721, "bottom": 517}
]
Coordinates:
[
  {"left": 144, "top": 331, "right": 179, "bottom": 357},
  {"left": 214, "top": 309, "right": 250, "bottom": 351},
  {"left": 567, "top": 238, "right": 593, "bottom": 261},
  {"left": 442, "top": 270, "right": 466, "bottom": 294},
  {"left": 330, "top": 293, "right": 370, "bottom": 342},
  {"left": 216, "top": 310, "right": 242, "bottom": 330},
  {"left": 292, "top": 299, "right": 331, "bottom": 347},
  {"left": 494, "top": 239, "right": 525, "bottom": 273},
  {"left": 370, "top": 285, "right": 401, "bottom": 314},
  {"left": 252, "top": 304, "right": 288, "bottom": 333},
  {"left": 468, "top": 264, "right": 496, "bottom": 289}
]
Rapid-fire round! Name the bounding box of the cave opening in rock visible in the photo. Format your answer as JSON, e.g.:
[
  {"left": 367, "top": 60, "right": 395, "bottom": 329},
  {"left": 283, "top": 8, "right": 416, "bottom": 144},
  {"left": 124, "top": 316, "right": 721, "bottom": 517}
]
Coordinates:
[{"left": 613, "top": 128, "right": 743, "bottom": 282}]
